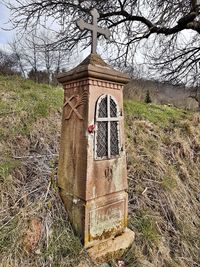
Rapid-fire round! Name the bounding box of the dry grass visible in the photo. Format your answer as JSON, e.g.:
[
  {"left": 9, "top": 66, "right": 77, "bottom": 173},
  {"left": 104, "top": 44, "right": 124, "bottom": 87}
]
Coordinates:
[
  {"left": 124, "top": 107, "right": 200, "bottom": 267},
  {"left": 0, "top": 76, "right": 94, "bottom": 267},
  {"left": 0, "top": 116, "right": 94, "bottom": 267},
  {"left": 1, "top": 76, "right": 200, "bottom": 267}
]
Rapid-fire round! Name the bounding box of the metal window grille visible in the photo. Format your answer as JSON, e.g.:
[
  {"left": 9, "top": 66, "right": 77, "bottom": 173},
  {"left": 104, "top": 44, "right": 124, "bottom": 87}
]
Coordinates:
[
  {"left": 110, "top": 121, "right": 119, "bottom": 156},
  {"left": 98, "top": 95, "right": 107, "bottom": 117},
  {"left": 96, "top": 122, "right": 108, "bottom": 157},
  {"left": 95, "top": 94, "right": 120, "bottom": 159},
  {"left": 110, "top": 97, "right": 117, "bottom": 117}
]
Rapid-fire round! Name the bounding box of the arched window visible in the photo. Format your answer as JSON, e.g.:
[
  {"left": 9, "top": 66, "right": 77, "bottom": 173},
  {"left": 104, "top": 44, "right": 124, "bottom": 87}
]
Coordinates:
[{"left": 95, "top": 94, "right": 120, "bottom": 160}]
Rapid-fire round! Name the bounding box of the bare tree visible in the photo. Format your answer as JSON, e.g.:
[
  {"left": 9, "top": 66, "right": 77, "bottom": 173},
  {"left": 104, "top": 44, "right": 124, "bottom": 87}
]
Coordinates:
[
  {"left": 5, "top": 0, "right": 200, "bottom": 85},
  {"left": 9, "top": 30, "right": 70, "bottom": 84},
  {"left": 187, "top": 60, "right": 200, "bottom": 109},
  {"left": 9, "top": 39, "right": 26, "bottom": 78},
  {"left": 10, "top": 33, "right": 42, "bottom": 82},
  {"left": 38, "top": 31, "right": 70, "bottom": 84},
  {"left": 37, "top": 32, "right": 55, "bottom": 84},
  {"left": 25, "top": 33, "right": 41, "bottom": 82},
  {"left": 0, "top": 49, "right": 21, "bottom": 76},
  {"left": 188, "top": 86, "right": 200, "bottom": 109}
]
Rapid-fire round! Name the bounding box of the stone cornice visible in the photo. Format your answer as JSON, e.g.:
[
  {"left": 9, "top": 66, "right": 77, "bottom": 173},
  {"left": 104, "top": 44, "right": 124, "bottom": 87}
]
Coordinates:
[{"left": 63, "top": 78, "right": 124, "bottom": 91}]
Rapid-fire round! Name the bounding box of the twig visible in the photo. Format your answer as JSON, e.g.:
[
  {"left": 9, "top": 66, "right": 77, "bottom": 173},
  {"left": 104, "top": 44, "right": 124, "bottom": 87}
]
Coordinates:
[
  {"left": 142, "top": 177, "right": 162, "bottom": 183},
  {"left": 0, "top": 111, "right": 19, "bottom": 116},
  {"left": 0, "top": 187, "right": 44, "bottom": 214},
  {"left": 46, "top": 221, "right": 49, "bottom": 249},
  {"left": 0, "top": 215, "right": 17, "bottom": 230},
  {"left": 0, "top": 204, "right": 31, "bottom": 230},
  {"left": 142, "top": 187, "right": 148, "bottom": 195},
  {"left": 44, "top": 181, "right": 51, "bottom": 202},
  {"left": 12, "top": 154, "right": 58, "bottom": 159}
]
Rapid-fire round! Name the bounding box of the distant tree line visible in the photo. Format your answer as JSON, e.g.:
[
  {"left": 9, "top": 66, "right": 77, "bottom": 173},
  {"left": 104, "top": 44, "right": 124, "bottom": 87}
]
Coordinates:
[
  {"left": 0, "top": 49, "right": 20, "bottom": 76},
  {"left": 4, "top": 0, "right": 199, "bottom": 105},
  {"left": 6, "top": 0, "right": 200, "bottom": 85},
  {"left": 0, "top": 31, "right": 70, "bottom": 85}
]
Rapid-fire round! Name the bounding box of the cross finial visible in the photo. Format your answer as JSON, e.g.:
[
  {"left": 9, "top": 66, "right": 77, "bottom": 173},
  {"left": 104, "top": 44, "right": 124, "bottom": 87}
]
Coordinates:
[{"left": 77, "top": 8, "right": 111, "bottom": 54}]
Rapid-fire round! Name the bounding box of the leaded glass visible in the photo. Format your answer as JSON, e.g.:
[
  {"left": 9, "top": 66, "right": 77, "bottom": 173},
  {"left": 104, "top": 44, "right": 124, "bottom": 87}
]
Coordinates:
[
  {"left": 110, "top": 98, "right": 117, "bottom": 117},
  {"left": 98, "top": 95, "right": 107, "bottom": 117},
  {"left": 96, "top": 122, "right": 108, "bottom": 157},
  {"left": 110, "top": 122, "right": 119, "bottom": 156},
  {"left": 95, "top": 94, "right": 120, "bottom": 159}
]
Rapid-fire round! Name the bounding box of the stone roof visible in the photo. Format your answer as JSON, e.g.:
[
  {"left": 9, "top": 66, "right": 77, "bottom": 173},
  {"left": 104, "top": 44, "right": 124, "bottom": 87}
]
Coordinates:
[
  {"left": 57, "top": 53, "right": 130, "bottom": 84},
  {"left": 79, "top": 53, "right": 108, "bottom": 67}
]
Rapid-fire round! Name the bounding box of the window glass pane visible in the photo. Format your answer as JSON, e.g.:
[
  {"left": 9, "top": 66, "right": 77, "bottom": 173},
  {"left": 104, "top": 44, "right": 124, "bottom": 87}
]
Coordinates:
[
  {"left": 110, "top": 97, "right": 117, "bottom": 117},
  {"left": 98, "top": 96, "right": 107, "bottom": 117},
  {"left": 97, "top": 122, "right": 108, "bottom": 157},
  {"left": 110, "top": 121, "right": 119, "bottom": 156}
]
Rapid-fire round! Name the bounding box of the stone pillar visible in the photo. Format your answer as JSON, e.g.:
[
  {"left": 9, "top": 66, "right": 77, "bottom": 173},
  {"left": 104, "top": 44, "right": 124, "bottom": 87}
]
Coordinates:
[{"left": 57, "top": 54, "right": 134, "bottom": 262}]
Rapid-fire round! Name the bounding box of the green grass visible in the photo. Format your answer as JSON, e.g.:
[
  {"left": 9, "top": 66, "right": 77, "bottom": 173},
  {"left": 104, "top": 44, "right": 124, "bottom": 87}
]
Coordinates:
[
  {"left": 0, "top": 75, "right": 188, "bottom": 138},
  {"left": 44, "top": 219, "right": 83, "bottom": 266},
  {"left": 0, "top": 216, "right": 19, "bottom": 254},
  {"left": 161, "top": 175, "right": 177, "bottom": 191},
  {"left": 1, "top": 75, "right": 199, "bottom": 266},
  {"left": 0, "top": 75, "right": 63, "bottom": 137},
  {"left": 130, "top": 212, "right": 160, "bottom": 247},
  {"left": 0, "top": 158, "right": 20, "bottom": 182},
  {"left": 124, "top": 100, "right": 188, "bottom": 127}
]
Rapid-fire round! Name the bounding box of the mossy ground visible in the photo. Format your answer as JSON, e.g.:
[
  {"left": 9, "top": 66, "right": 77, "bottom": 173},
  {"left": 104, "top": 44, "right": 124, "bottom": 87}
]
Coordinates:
[{"left": 0, "top": 75, "right": 200, "bottom": 267}]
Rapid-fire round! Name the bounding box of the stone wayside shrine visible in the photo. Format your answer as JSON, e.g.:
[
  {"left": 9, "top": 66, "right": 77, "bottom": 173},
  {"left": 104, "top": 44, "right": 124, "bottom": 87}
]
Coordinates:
[{"left": 57, "top": 8, "right": 135, "bottom": 263}]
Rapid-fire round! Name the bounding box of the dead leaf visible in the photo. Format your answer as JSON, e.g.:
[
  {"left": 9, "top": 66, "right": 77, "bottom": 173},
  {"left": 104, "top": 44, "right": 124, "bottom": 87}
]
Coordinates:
[{"left": 22, "top": 217, "right": 42, "bottom": 253}]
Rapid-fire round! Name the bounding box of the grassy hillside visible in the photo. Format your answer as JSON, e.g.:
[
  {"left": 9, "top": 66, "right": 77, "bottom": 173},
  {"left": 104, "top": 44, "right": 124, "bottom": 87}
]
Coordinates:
[
  {"left": 124, "top": 101, "right": 200, "bottom": 267},
  {"left": 124, "top": 79, "right": 199, "bottom": 111},
  {"left": 0, "top": 76, "right": 200, "bottom": 267},
  {"left": 0, "top": 76, "right": 90, "bottom": 267}
]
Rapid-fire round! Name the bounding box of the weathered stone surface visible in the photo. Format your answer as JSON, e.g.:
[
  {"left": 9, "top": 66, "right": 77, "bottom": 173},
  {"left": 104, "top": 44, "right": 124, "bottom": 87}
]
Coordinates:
[
  {"left": 57, "top": 53, "right": 134, "bottom": 254},
  {"left": 77, "top": 260, "right": 94, "bottom": 267},
  {"left": 80, "top": 53, "right": 108, "bottom": 67},
  {"left": 77, "top": 8, "right": 110, "bottom": 54},
  {"left": 99, "top": 263, "right": 110, "bottom": 267},
  {"left": 57, "top": 54, "right": 130, "bottom": 84},
  {"left": 84, "top": 192, "right": 128, "bottom": 246},
  {"left": 87, "top": 228, "right": 135, "bottom": 263},
  {"left": 139, "top": 260, "right": 155, "bottom": 267}
]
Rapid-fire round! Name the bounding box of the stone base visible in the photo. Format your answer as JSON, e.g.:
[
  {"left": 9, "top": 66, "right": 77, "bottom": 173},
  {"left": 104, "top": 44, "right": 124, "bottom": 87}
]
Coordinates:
[{"left": 87, "top": 228, "right": 135, "bottom": 264}]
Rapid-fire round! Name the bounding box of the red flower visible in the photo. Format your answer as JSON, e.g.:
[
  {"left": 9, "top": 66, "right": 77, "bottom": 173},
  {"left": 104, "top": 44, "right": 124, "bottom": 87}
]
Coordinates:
[{"left": 88, "top": 124, "right": 96, "bottom": 133}]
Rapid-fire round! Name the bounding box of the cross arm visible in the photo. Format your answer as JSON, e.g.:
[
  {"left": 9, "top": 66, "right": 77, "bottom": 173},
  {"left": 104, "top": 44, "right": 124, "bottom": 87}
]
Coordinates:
[{"left": 77, "top": 19, "right": 110, "bottom": 39}]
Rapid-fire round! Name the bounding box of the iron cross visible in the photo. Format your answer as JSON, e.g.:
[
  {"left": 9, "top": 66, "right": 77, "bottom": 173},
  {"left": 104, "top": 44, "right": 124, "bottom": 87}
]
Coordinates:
[{"left": 77, "top": 8, "right": 111, "bottom": 54}]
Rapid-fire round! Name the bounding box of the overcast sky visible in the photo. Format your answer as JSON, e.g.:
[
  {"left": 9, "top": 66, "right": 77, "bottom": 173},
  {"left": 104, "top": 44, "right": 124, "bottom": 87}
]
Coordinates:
[
  {"left": 0, "top": 1, "right": 197, "bottom": 84},
  {"left": 0, "top": 2, "right": 15, "bottom": 50},
  {"left": 0, "top": 1, "right": 86, "bottom": 68}
]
